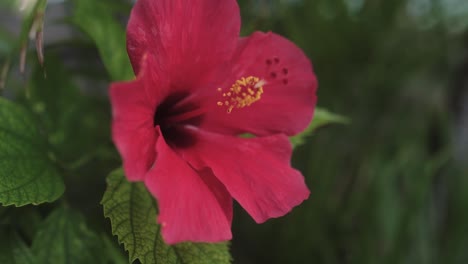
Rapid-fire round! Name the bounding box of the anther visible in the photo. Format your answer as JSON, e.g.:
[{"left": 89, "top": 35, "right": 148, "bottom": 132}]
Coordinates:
[
  {"left": 254, "top": 79, "right": 267, "bottom": 88},
  {"left": 217, "top": 76, "right": 265, "bottom": 113}
]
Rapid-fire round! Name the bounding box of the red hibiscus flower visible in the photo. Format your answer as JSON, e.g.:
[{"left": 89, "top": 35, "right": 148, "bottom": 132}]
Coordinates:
[{"left": 110, "top": 0, "right": 318, "bottom": 244}]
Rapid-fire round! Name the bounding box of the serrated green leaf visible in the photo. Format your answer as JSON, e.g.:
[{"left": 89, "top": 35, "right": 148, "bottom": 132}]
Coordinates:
[
  {"left": 0, "top": 229, "right": 36, "bottom": 264},
  {"left": 31, "top": 207, "right": 106, "bottom": 264},
  {"left": 102, "top": 168, "right": 232, "bottom": 264},
  {"left": 290, "top": 107, "right": 349, "bottom": 147},
  {"left": 71, "top": 0, "right": 133, "bottom": 80},
  {"left": 0, "top": 98, "right": 64, "bottom": 206}
]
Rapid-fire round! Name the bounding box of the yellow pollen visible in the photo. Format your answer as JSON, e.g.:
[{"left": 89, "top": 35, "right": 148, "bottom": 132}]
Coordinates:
[{"left": 216, "top": 76, "right": 265, "bottom": 113}]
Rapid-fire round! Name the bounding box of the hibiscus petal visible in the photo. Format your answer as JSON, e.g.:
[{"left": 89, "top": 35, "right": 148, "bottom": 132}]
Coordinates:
[
  {"left": 126, "top": 0, "right": 240, "bottom": 87},
  {"left": 182, "top": 129, "right": 310, "bottom": 223},
  {"left": 200, "top": 31, "right": 318, "bottom": 137},
  {"left": 145, "top": 128, "right": 233, "bottom": 244},
  {"left": 110, "top": 55, "right": 167, "bottom": 181}
]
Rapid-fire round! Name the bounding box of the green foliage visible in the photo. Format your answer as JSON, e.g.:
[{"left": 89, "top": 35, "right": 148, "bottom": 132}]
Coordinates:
[
  {"left": 0, "top": 98, "right": 64, "bottom": 206},
  {"left": 26, "top": 54, "right": 112, "bottom": 164},
  {"left": 291, "top": 107, "right": 349, "bottom": 147},
  {"left": 0, "top": 28, "right": 14, "bottom": 56},
  {"left": 0, "top": 229, "right": 35, "bottom": 264},
  {"left": 71, "top": 0, "right": 134, "bottom": 80},
  {"left": 102, "top": 169, "right": 231, "bottom": 264},
  {"left": 31, "top": 207, "right": 107, "bottom": 264},
  {"left": 1, "top": 0, "right": 467, "bottom": 263}
]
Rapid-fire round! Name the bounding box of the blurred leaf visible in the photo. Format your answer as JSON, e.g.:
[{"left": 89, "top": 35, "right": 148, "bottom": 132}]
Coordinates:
[
  {"left": 27, "top": 54, "right": 111, "bottom": 164},
  {"left": 290, "top": 107, "right": 349, "bottom": 147},
  {"left": 0, "top": 1, "right": 13, "bottom": 9},
  {"left": 0, "top": 229, "right": 35, "bottom": 264},
  {"left": 15, "top": 207, "right": 43, "bottom": 241},
  {"left": 101, "top": 235, "right": 128, "bottom": 264},
  {"left": 71, "top": 0, "right": 134, "bottom": 80},
  {"left": 31, "top": 207, "right": 106, "bottom": 264},
  {"left": 0, "top": 98, "right": 64, "bottom": 206},
  {"left": 0, "top": 28, "right": 15, "bottom": 56},
  {"left": 102, "top": 168, "right": 232, "bottom": 264}
]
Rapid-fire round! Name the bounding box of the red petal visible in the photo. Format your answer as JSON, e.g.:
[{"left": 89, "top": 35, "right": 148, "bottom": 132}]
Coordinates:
[
  {"left": 145, "top": 128, "right": 233, "bottom": 244},
  {"left": 126, "top": 0, "right": 240, "bottom": 87},
  {"left": 182, "top": 129, "right": 310, "bottom": 223},
  {"left": 110, "top": 55, "right": 167, "bottom": 181},
  {"left": 200, "top": 31, "right": 318, "bottom": 136}
]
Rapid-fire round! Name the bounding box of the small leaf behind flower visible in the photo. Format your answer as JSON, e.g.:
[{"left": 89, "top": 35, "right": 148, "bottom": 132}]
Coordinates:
[
  {"left": 102, "top": 168, "right": 232, "bottom": 264},
  {"left": 290, "top": 107, "right": 349, "bottom": 147},
  {"left": 71, "top": 0, "right": 134, "bottom": 81},
  {"left": 0, "top": 98, "right": 64, "bottom": 206}
]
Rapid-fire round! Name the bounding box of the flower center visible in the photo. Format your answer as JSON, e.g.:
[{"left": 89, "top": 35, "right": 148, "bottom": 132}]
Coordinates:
[
  {"left": 153, "top": 91, "right": 200, "bottom": 148},
  {"left": 216, "top": 76, "right": 265, "bottom": 113}
]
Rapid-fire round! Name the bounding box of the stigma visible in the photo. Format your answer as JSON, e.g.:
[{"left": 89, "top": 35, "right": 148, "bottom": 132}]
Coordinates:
[{"left": 217, "top": 76, "right": 265, "bottom": 113}]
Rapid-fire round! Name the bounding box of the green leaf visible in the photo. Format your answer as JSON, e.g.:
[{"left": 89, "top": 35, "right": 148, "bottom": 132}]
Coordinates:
[
  {"left": 71, "top": 0, "right": 134, "bottom": 80},
  {"left": 0, "top": 98, "right": 64, "bottom": 206},
  {"left": 31, "top": 207, "right": 106, "bottom": 264},
  {"left": 0, "top": 229, "right": 35, "bottom": 264},
  {"left": 290, "top": 107, "right": 349, "bottom": 147},
  {"left": 102, "top": 168, "right": 232, "bottom": 264}
]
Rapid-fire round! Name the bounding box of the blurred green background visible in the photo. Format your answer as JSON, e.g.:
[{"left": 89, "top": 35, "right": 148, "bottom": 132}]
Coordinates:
[{"left": 1, "top": 0, "right": 468, "bottom": 263}]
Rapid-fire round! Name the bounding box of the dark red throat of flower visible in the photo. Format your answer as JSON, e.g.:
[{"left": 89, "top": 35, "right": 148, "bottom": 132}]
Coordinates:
[
  {"left": 153, "top": 92, "right": 204, "bottom": 148},
  {"left": 153, "top": 92, "right": 206, "bottom": 127}
]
